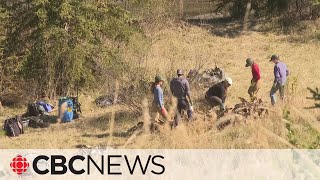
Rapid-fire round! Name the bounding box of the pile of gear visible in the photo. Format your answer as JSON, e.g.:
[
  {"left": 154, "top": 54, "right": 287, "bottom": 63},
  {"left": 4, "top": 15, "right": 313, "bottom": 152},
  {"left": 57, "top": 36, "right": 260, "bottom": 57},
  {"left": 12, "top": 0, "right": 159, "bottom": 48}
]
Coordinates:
[
  {"left": 26, "top": 101, "right": 53, "bottom": 117},
  {"left": 2, "top": 115, "right": 49, "bottom": 138},
  {"left": 2, "top": 96, "right": 82, "bottom": 137}
]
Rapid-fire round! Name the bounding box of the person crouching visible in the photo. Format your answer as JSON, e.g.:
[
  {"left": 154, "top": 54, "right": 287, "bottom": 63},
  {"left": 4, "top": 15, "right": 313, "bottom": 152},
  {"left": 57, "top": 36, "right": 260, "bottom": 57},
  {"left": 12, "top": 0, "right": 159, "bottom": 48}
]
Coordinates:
[{"left": 205, "top": 77, "right": 233, "bottom": 112}]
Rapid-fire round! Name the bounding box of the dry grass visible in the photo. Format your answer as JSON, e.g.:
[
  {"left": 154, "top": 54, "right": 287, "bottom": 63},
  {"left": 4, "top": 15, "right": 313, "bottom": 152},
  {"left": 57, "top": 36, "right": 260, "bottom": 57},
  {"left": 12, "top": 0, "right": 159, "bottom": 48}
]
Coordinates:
[{"left": 1, "top": 21, "right": 320, "bottom": 149}]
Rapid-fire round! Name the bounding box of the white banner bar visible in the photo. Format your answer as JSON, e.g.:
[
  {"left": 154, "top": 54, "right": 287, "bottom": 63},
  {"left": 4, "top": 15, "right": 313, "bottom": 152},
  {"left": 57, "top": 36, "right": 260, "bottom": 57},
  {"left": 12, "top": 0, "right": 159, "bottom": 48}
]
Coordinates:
[{"left": 1, "top": 149, "right": 320, "bottom": 180}]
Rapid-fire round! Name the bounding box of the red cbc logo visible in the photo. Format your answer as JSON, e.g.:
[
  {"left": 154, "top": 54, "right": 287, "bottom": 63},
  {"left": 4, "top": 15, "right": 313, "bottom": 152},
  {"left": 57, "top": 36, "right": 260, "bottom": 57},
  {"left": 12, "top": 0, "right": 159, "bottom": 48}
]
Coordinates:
[{"left": 10, "top": 155, "right": 30, "bottom": 175}]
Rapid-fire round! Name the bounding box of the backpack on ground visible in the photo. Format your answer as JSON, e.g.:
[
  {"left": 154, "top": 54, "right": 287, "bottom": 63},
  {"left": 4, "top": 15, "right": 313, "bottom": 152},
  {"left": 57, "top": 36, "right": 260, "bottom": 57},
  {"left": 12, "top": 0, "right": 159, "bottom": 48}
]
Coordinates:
[
  {"left": 70, "top": 97, "right": 81, "bottom": 119},
  {"left": 59, "top": 97, "right": 74, "bottom": 122},
  {"left": 63, "top": 100, "right": 74, "bottom": 122},
  {"left": 37, "top": 101, "right": 54, "bottom": 113},
  {"left": 26, "top": 116, "right": 50, "bottom": 128},
  {"left": 3, "top": 116, "right": 24, "bottom": 137},
  {"left": 44, "top": 103, "right": 53, "bottom": 113},
  {"left": 58, "top": 96, "right": 82, "bottom": 122},
  {"left": 27, "top": 103, "right": 41, "bottom": 116}
]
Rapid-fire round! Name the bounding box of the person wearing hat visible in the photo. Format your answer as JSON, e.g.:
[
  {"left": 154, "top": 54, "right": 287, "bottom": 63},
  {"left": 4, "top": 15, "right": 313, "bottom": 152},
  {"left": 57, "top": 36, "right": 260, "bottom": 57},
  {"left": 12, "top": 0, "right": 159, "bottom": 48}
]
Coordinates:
[
  {"left": 205, "top": 77, "right": 233, "bottom": 111},
  {"left": 170, "top": 69, "right": 193, "bottom": 127},
  {"left": 270, "top": 54, "right": 289, "bottom": 105},
  {"left": 245, "top": 58, "right": 261, "bottom": 101},
  {"left": 151, "top": 75, "right": 168, "bottom": 122}
]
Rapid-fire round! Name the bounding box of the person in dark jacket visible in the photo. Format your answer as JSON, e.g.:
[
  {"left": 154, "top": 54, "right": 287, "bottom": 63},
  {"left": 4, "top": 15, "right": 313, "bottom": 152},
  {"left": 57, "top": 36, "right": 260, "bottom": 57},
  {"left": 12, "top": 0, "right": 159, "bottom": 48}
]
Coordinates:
[
  {"left": 170, "top": 69, "right": 193, "bottom": 127},
  {"left": 205, "top": 77, "right": 233, "bottom": 111}
]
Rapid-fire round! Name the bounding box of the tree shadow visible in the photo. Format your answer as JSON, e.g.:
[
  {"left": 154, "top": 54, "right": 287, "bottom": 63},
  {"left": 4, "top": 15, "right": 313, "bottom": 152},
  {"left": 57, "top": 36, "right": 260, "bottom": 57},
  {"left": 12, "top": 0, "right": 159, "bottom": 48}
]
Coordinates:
[
  {"left": 306, "top": 87, "right": 320, "bottom": 109},
  {"left": 75, "top": 110, "right": 142, "bottom": 140},
  {"left": 186, "top": 17, "right": 259, "bottom": 38},
  {"left": 82, "top": 132, "right": 128, "bottom": 138},
  {"left": 83, "top": 111, "right": 141, "bottom": 130},
  {"left": 186, "top": 17, "right": 241, "bottom": 38}
]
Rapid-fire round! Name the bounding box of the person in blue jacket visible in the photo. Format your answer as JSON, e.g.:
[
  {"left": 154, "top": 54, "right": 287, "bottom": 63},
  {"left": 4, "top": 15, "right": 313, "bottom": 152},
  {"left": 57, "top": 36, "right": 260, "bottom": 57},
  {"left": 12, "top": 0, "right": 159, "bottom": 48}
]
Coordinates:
[{"left": 151, "top": 75, "right": 168, "bottom": 123}]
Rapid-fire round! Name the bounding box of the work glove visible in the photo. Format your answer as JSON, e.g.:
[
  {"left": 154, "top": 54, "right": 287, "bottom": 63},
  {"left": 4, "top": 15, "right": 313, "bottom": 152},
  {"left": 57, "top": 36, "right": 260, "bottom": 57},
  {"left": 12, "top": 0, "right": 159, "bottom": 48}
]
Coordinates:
[
  {"left": 189, "top": 101, "right": 194, "bottom": 111},
  {"left": 219, "top": 103, "right": 226, "bottom": 111},
  {"left": 160, "top": 107, "right": 168, "bottom": 117},
  {"left": 189, "top": 105, "right": 194, "bottom": 112}
]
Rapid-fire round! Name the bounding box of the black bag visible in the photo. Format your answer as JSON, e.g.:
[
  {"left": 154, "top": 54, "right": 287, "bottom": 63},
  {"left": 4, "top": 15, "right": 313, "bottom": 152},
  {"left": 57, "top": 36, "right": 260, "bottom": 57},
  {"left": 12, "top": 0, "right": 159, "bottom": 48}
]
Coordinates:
[
  {"left": 27, "top": 116, "right": 49, "bottom": 128},
  {"left": 70, "top": 97, "right": 81, "bottom": 119},
  {"left": 3, "top": 116, "right": 24, "bottom": 137},
  {"left": 27, "top": 103, "right": 42, "bottom": 116}
]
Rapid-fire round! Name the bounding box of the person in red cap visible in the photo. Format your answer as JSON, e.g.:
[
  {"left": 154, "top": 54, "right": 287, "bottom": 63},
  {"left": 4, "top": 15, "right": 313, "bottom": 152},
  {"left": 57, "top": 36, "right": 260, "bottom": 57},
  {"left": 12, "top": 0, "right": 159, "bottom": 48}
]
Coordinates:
[{"left": 245, "top": 58, "right": 261, "bottom": 101}]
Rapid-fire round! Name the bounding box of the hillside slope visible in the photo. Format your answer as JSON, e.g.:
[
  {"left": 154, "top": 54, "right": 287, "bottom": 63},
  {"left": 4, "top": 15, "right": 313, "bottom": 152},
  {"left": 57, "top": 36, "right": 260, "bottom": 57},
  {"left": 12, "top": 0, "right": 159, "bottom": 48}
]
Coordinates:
[{"left": 1, "top": 21, "right": 320, "bottom": 149}]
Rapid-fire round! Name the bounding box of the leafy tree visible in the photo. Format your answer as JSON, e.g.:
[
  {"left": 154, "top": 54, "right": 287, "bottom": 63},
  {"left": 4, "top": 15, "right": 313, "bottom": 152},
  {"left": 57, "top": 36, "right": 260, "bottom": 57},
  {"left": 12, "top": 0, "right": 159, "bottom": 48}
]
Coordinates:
[
  {"left": 0, "top": 5, "right": 9, "bottom": 93},
  {"left": 1, "top": 0, "right": 136, "bottom": 98}
]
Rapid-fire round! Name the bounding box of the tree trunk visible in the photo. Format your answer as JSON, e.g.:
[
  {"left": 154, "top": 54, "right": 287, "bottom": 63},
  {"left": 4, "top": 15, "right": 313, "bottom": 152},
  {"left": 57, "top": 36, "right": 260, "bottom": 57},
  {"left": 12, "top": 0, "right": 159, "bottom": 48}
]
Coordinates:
[
  {"left": 179, "top": 0, "right": 184, "bottom": 19},
  {"left": 243, "top": 1, "right": 252, "bottom": 32}
]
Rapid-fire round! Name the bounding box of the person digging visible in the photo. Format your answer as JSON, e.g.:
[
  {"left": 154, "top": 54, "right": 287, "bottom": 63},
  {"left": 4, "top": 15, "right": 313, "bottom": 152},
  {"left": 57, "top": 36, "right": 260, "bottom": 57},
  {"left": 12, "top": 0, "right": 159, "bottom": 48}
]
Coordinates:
[{"left": 205, "top": 77, "right": 233, "bottom": 112}]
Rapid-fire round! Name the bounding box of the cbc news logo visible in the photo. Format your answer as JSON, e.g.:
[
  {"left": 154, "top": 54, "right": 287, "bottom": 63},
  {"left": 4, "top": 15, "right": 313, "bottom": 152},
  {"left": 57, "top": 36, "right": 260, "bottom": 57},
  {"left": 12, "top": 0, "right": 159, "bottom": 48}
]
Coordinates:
[
  {"left": 10, "top": 155, "right": 30, "bottom": 175},
  {"left": 7, "top": 153, "right": 165, "bottom": 177}
]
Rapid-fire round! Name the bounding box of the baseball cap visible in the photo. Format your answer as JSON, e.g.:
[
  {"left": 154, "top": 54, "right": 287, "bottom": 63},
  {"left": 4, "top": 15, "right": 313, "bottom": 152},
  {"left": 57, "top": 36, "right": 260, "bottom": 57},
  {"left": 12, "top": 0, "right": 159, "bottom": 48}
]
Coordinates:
[
  {"left": 155, "top": 75, "right": 164, "bottom": 83},
  {"left": 225, "top": 77, "right": 233, "bottom": 85},
  {"left": 177, "top": 69, "right": 184, "bottom": 75},
  {"left": 245, "top": 58, "right": 253, "bottom": 67},
  {"left": 270, "top": 54, "right": 279, "bottom": 61}
]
